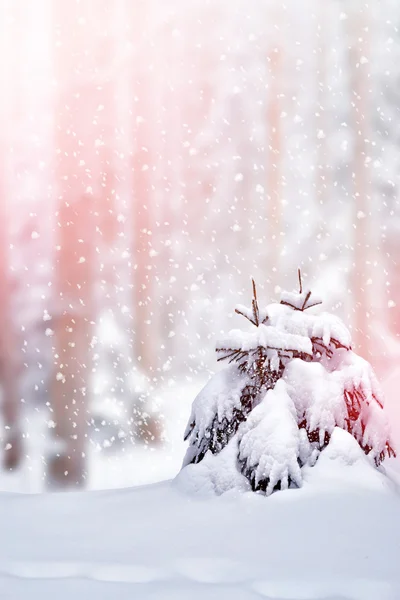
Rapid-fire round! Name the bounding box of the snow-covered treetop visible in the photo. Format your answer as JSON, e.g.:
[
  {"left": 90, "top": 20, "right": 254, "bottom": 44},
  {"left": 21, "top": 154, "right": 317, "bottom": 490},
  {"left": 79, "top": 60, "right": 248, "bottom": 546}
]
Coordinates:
[{"left": 217, "top": 271, "right": 351, "bottom": 364}]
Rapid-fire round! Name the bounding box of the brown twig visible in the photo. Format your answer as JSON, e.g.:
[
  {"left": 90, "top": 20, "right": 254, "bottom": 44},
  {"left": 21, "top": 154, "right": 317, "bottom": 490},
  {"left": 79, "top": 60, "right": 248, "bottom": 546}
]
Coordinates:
[
  {"left": 304, "top": 300, "right": 323, "bottom": 310},
  {"left": 251, "top": 279, "right": 260, "bottom": 326},
  {"left": 235, "top": 307, "right": 256, "bottom": 326},
  {"left": 301, "top": 290, "right": 312, "bottom": 311},
  {"left": 280, "top": 300, "right": 301, "bottom": 310}
]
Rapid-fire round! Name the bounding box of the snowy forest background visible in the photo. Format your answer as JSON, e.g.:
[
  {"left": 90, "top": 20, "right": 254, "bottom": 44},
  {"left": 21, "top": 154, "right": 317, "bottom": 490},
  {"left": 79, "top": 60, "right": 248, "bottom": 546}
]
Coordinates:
[{"left": 0, "top": 0, "right": 400, "bottom": 492}]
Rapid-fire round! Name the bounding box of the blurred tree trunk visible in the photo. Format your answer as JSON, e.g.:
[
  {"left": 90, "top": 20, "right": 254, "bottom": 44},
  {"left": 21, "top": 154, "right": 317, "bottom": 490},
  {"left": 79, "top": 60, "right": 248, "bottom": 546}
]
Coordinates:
[
  {"left": 92, "top": 0, "right": 121, "bottom": 392},
  {"left": 346, "top": 2, "right": 372, "bottom": 359},
  {"left": 127, "top": 0, "right": 163, "bottom": 443},
  {"left": 0, "top": 2, "right": 23, "bottom": 471},
  {"left": 315, "top": 2, "right": 328, "bottom": 225},
  {"left": 93, "top": 0, "right": 119, "bottom": 309},
  {"left": 48, "top": 1, "right": 96, "bottom": 487},
  {"left": 266, "top": 43, "right": 282, "bottom": 295},
  {"left": 49, "top": 196, "right": 93, "bottom": 487},
  {"left": 131, "top": 1, "right": 156, "bottom": 377},
  {"left": 0, "top": 195, "right": 22, "bottom": 472},
  {"left": 374, "top": 1, "right": 400, "bottom": 351}
]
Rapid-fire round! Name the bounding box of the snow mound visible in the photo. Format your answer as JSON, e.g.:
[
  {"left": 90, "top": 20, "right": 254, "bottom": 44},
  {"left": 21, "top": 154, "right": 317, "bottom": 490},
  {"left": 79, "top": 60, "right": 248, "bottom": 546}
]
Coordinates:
[
  {"left": 302, "top": 427, "right": 396, "bottom": 494},
  {"left": 175, "top": 439, "right": 249, "bottom": 496},
  {"left": 177, "top": 424, "right": 396, "bottom": 499},
  {"left": 2, "top": 473, "right": 400, "bottom": 599}
]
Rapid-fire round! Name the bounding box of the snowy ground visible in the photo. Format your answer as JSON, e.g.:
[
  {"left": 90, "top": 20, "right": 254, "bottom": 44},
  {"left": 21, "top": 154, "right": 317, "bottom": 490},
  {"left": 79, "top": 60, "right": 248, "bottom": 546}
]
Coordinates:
[
  {"left": 1, "top": 375, "right": 400, "bottom": 599},
  {"left": 2, "top": 451, "right": 400, "bottom": 600}
]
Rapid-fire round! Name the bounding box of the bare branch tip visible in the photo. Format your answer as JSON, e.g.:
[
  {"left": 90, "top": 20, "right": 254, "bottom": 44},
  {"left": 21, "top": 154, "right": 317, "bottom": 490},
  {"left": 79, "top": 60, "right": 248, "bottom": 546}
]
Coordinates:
[
  {"left": 235, "top": 307, "right": 256, "bottom": 326},
  {"left": 302, "top": 290, "right": 312, "bottom": 311},
  {"left": 252, "top": 278, "right": 257, "bottom": 301},
  {"left": 298, "top": 268, "right": 302, "bottom": 294}
]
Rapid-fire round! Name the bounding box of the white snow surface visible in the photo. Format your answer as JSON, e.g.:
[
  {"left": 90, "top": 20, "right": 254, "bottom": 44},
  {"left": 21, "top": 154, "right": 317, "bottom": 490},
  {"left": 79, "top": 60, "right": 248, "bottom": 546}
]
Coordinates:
[
  {"left": 2, "top": 441, "right": 400, "bottom": 600},
  {"left": 284, "top": 359, "right": 344, "bottom": 434},
  {"left": 218, "top": 323, "right": 313, "bottom": 356},
  {"left": 265, "top": 303, "right": 352, "bottom": 349},
  {"left": 223, "top": 302, "right": 351, "bottom": 361},
  {"left": 283, "top": 354, "right": 392, "bottom": 462},
  {"left": 238, "top": 380, "right": 303, "bottom": 493},
  {"left": 184, "top": 364, "right": 249, "bottom": 441}
]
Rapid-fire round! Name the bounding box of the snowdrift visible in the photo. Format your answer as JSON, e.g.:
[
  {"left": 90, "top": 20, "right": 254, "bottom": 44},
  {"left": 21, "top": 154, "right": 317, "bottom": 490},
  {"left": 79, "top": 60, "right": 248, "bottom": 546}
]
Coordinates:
[{"left": 2, "top": 443, "right": 400, "bottom": 600}]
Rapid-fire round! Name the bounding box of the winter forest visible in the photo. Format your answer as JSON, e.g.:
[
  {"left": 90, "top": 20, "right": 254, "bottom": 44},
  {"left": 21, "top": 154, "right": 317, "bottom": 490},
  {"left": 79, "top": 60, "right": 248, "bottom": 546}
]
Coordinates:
[
  {"left": 3, "top": 1, "right": 400, "bottom": 598},
  {"left": 1, "top": 0, "right": 400, "bottom": 496}
]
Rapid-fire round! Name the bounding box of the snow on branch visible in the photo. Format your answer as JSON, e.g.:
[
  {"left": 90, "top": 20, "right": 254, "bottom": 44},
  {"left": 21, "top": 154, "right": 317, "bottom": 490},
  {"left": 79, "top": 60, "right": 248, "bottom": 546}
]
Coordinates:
[
  {"left": 280, "top": 270, "right": 323, "bottom": 311},
  {"left": 217, "top": 325, "right": 313, "bottom": 357}
]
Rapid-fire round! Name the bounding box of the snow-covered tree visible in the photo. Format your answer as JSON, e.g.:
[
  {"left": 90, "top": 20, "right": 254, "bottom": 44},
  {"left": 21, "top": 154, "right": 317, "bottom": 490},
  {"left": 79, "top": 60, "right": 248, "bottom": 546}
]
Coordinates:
[{"left": 183, "top": 272, "right": 395, "bottom": 495}]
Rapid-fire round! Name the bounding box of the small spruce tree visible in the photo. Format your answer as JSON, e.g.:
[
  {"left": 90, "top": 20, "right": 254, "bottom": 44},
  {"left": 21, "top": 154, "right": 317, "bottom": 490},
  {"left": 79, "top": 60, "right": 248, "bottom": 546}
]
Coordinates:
[{"left": 182, "top": 272, "right": 396, "bottom": 495}]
